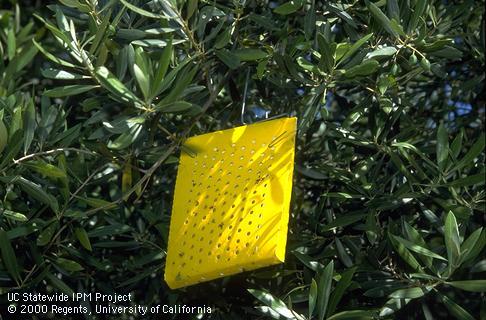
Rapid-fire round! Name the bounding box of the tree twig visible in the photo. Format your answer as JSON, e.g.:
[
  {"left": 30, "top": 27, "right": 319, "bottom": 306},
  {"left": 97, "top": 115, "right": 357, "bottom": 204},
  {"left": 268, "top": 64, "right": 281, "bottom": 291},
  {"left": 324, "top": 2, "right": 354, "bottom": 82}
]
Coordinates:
[{"left": 13, "top": 148, "right": 97, "bottom": 164}]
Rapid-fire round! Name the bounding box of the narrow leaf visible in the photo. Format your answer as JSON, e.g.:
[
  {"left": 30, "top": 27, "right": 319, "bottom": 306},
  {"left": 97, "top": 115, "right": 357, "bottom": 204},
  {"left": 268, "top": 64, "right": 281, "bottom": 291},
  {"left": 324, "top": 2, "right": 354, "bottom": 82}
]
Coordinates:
[
  {"left": 444, "top": 211, "right": 461, "bottom": 272},
  {"left": 23, "top": 98, "right": 36, "bottom": 154},
  {"left": 120, "top": 0, "right": 165, "bottom": 18},
  {"left": 437, "top": 122, "right": 449, "bottom": 171},
  {"left": 338, "top": 33, "right": 373, "bottom": 65},
  {"left": 327, "top": 267, "right": 356, "bottom": 316},
  {"left": 446, "top": 280, "right": 486, "bottom": 292},
  {"left": 44, "top": 85, "right": 98, "bottom": 98},
  {"left": 75, "top": 227, "right": 92, "bottom": 251},
  {"left": 0, "top": 228, "right": 21, "bottom": 283},
  {"left": 95, "top": 66, "right": 143, "bottom": 108},
  {"left": 234, "top": 48, "right": 268, "bottom": 61},
  {"left": 55, "top": 257, "right": 84, "bottom": 272},
  {"left": 389, "top": 287, "right": 430, "bottom": 299},
  {"left": 274, "top": 0, "right": 304, "bottom": 15},
  {"left": 451, "top": 134, "right": 485, "bottom": 172},
  {"left": 41, "top": 68, "right": 88, "bottom": 80},
  {"left": 437, "top": 292, "right": 475, "bottom": 320},
  {"left": 344, "top": 59, "right": 380, "bottom": 78},
  {"left": 151, "top": 37, "right": 173, "bottom": 98},
  {"left": 216, "top": 49, "right": 240, "bottom": 69},
  {"left": 392, "top": 235, "right": 447, "bottom": 261},
  {"left": 317, "top": 260, "right": 334, "bottom": 320},
  {"left": 309, "top": 278, "right": 318, "bottom": 318},
  {"left": 365, "top": 0, "right": 398, "bottom": 37},
  {"left": 248, "top": 289, "right": 305, "bottom": 320}
]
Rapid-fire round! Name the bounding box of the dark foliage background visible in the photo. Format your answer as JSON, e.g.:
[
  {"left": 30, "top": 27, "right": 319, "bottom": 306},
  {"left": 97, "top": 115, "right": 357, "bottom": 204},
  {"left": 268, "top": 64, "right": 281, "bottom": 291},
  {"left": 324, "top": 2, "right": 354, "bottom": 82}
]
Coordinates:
[{"left": 0, "top": 0, "right": 485, "bottom": 319}]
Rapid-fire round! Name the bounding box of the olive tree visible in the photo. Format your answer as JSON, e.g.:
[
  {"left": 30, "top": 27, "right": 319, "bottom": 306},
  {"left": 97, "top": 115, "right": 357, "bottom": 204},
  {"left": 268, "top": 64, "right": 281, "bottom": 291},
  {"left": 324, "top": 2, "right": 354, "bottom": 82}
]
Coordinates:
[{"left": 0, "top": 0, "right": 484, "bottom": 319}]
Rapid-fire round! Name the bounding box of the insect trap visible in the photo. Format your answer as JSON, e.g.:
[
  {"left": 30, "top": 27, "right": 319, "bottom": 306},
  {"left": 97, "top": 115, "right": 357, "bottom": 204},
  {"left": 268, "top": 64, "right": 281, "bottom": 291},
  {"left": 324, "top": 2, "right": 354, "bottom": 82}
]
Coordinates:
[{"left": 164, "top": 117, "right": 297, "bottom": 289}]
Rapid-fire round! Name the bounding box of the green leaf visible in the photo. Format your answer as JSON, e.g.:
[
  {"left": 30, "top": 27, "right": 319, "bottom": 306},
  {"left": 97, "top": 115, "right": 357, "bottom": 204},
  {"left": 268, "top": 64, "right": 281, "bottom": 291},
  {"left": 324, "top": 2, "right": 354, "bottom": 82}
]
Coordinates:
[
  {"left": 389, "top": 18, "right": 406, "bottom": 37},
  {"left": 55, "top": 257, "right": 84, "bottom": 272},
  {"left": 317, "top": 33, "right": 335, "bottom": 72},
  {"left": 151, "top": 37, "right": 173, "bottom": 98},
  {"left": 15, "top": 177, "right": 59, "bottom": 213},
  {"left": 167, "top": 70, "right": 199, "bottom": 105},
  {"left": 448, "top": 172, "right": 485, "bottom": 187},
  {"left": 154, "top": 57, "right": 194, "bottom": 97},
  {"left": 6, "top": 222, "right": 39, "bottom": 240},
  {"left": 429, "top": 46, "right": 462, "bottom": 59},
  {"left": 214, "top": 27, "right": 232, "bottom": 49},
  {"left": 344, "top": 59, "right": 380, "bottom": 78},
  {"left": 89, "top": 8, "right": 112, "bottom": 56},
  {"left": 446, "top": 280, "right": 486, "bottom": 292},
  {"left": 365, "top": 0, "right": 398, "bottom": 37},
  {"left": 117, "top": 265, "right": 162, "bottom": 288},
  {"left": 37, "top": 222, "right": 58, "bottom": 246},
  {"left": 451, "top": 134, "right": 485, "bottom": 172},
  {"left": 327, "top": 267, "right": 356, "bottom": 316},
  {"left": 7, "top": 28, "right": 16, "bottom": 60},
  {"left": 337, "top": 33, "right": 373, "bottom": 65},
  {"left": 460, "top": 228, "right": 484, "bottom": 263},
  {"left": 387, "top": 0, "right": 400, "bottom": 21},
  {"left": 0, "top": 228, "right": 21, "bottom": 283},
  {"left": 322, "top": 214, "right": 367, "bottom": 231},
  {"left": 248, "top": 288, "right": 305, "bottom": 320},
  {"left": 450, "top": 130, "right": 464, "bottom": 160},
  {"left": 309, "top": 278, "right": 318, "bottom": 318},
  {"left": 335, "top": 238, "right": 353, "bottom": 267},
  {"left": 186, "top": 0, "right": 198, "bottom": 19},
  {"left": 23, "top": 160, "right": 67, "bottom": 179},
  {"left": 44, "top": 85, "right": 98, "bottom": 98},
  {"left": 1, "top": 209, "right": 28, "bottom": 222},
  {"left": 74, "top": 227, "right": 92, "bottom": 251},
  {"left": 41, "top": 68, "right": 88, "bottom": 80},
  {"left": 133, "top": 63, "right": 150, "bottom": 100},
  {"left": 216, "top": 49, "right": 240, "bottom": 70},
  {"left": 317, "top": 260, "right": 334, "bottom": 320},
  {"left": 444, "top": 211, "right": 461, "bottom": 273},
  {"left": 293, "top": 251, "right": 324, "bottom": 271},
  {"left": 234, "top": 48, "right": 268, "bottom": 61},
  {"left": 408, "top": 0, "right": 427, "bottom": 33},
  {"left": 157, "top": 101, "right": 193, "bottom": 113},
  {"left": 297, "top": 56, "right": 318, "bottom": 73},
  {"left": 296, "top": 165, "right": 327, "bottom": 180},
  {"left": 380, "top": 298, "right": 412, "bottom": 317},
  {"left": 389, "top": 231, "right": 423, "bottom": 272},
  {"left": 437, "top": 122, "right": 449, "bottom": 170},
  {"left": 364, "top": 282, "right": 406, "bottom": 298},
  {"left": 95, "top": 66, "right": 143, "bottom": 108},
  {"left": 33, "top": 39, "right": 77, "bottom": 68},
  {"left": 273, "top": 0, "right": 304, "bottom": 15},
  {"left": 87, "top": 223, "right": 131, "bottom": 237},
  {"left": 46, "top": 272, "right": 75, "bottom": 295},
  {"left": 327, "top": 310, "right": 375, "bottom": 320},
  {"left": 402, "top": 222, "right": 433, "bottom": 268},
  {"left": 304, "top": 0, "right": 316, "bottom": 39},
  {"left": 77, "top": 197, "right": 117, "bottom": 210},
  {"left": 6, "top": 42, "right": 38, "bottom": 77},
  {"left": 437, "top": 292, "right": 475, "bottom": 320},
  {"left": 367, "top": 46, "right": 397, "bottom": 59},
  {"left": 120, "top": 0, "right": 165, "bottom": 19},
  {"left": 392, "top": 235, "right": 447, "bottom": 261},
  {"left": 121, "top": 160, "right": 132, "bottom": 194},
  {"left": 389, "top": 287, "right": 430, "bottom": 299},
  {"left": 23, "top": 98, "right": 36, "bottom": 155},
  {"left": 0, "top": 119, "right": 7, "bottom": 154}
]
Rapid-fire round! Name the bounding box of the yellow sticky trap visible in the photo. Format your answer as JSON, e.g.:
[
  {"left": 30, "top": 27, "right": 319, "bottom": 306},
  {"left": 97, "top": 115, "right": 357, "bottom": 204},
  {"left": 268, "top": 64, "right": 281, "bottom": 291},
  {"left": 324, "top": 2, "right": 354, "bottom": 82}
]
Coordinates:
[{"left": 165, "top": 117, "right": 297, "bottom": 289}]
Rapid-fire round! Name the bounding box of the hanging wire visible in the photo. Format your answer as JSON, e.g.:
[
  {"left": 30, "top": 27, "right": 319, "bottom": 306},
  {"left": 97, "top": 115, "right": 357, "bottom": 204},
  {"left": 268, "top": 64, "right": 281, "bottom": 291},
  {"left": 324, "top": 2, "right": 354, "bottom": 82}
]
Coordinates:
[{"left": 241, "top": 68, "right": 251, "bottom": 124}]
